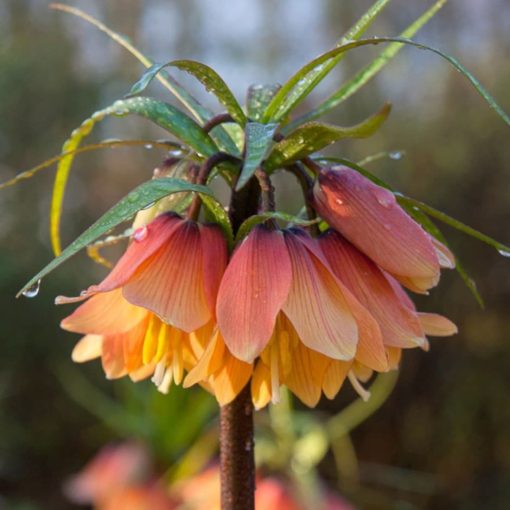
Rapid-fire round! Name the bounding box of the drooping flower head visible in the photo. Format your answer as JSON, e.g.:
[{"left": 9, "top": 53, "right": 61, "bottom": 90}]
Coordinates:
[{"left": 58, "top": 212, "right": 227, "bottom": 392}]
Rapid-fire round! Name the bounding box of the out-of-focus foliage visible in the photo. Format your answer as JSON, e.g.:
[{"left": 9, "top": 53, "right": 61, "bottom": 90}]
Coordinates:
[{"left": 0, "top": 1, "right": 509, "bottom": 509}]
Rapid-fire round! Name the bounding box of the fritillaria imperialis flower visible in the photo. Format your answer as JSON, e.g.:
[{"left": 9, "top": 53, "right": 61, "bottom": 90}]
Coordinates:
[
  {"left": 313, "top": 166, "right": 455, "bottom": 293},
  {"left": 58, "top": 212, "right": 227, "bottom": 392}
]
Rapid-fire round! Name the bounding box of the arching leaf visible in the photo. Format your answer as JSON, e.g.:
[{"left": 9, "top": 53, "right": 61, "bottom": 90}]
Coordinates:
[
  {"left": 19, "top": 178, "right": 216, "bottom": 297},
  {"left": 50, "top": 97, "right": 218, "bottom": 255},
  {"left": 263, "top": 36, "right": 509, "bottom": 126},
  {"left": 265, "top": 103, "right": 390, "bottom": 170},
  {"left": 129, "top": 60, "right": 246, "bottom": 125}
]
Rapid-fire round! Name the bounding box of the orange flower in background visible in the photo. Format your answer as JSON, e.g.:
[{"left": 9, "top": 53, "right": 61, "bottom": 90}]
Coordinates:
[
  {"left": 58, "top": 213, "right": 227, "bottom": 391},
  {"left": 312, "top": 166, "right": 455, "bottom": 293}
]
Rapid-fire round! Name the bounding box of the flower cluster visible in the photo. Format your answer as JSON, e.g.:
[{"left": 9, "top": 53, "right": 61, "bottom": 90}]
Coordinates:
[{"left": 59, "top": 165, "right": 456, "bottom": 408}]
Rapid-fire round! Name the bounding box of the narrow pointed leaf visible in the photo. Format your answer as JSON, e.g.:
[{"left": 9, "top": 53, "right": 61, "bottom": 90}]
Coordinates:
[
  {"left": 260, "top": 0, "right": 392, "bottom": 123},
  {"left": 264, "top": 36, "right": 509, "bottom": 126},
  {"left": 265, "top": 103, "right": 390, "bottom": 170},
  {"left": 236, "top": 122, "right": 278, "bottom": 190},
  {"left": 0, "top": 139, "right": 183, "bottom": 191},
  {"left": 247, "top": 84, "right": 281, "bottom": 121},
  {"left": 19, "top": 178, "right": 214, "bottom": 297},
  {"left": 50, "top": 3, "right": 239, "bottom": 155},
  {"left": 200, "top": 195, "right": 234, "bottom": 249},
  {"left": 235, "top": 212, "right": 320, "bottom": 243},
  {"left": 128, "top": 60, "right": 246, "bottom": 125},
  {"left": 397, "top": 195, "right": 510, "bottom": 255},
  {"left": 288, "top": 0, "right": 447, "bottom": 128},
  {"left": 402, "top": 205, "right": 484, "bottom": 307},
  {"left": 50, "top": 97, "right": 217, "bottom": 255}
]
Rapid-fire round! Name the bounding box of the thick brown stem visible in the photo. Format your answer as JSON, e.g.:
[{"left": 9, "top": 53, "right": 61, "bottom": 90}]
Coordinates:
[
  {"left": 219, "top": 177, "right": 260, "bottom": 510},
  {"left": 220, "top": 384, "right": 255, "bottom": 510}
]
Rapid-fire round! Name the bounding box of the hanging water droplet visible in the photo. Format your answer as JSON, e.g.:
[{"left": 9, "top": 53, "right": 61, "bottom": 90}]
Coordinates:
[
  {"left": 133, "top": 226, "right": 148, "bottom": 242},
  {"left": 498, "top": 248, "right": 510, "bottom": 257},
  {"left": 389, "top": 151, "right": 403, "bottom": 160},
  {"left": 22, "top": 279, "right": 41, "bottom": 298}
]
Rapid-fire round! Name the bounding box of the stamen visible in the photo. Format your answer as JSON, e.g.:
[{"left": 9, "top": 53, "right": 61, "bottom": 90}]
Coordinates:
[
  {"left": 158, "top": 368, "right": 173, "bottom": 394},
  {"left": 151, "top": 361, "right": 166, "bottom": 387},
  {"left": 142, "top": 315, "right": 160, "bottom": 364},
  {"left": 270, "top": 341, "right": 280, "bottom": 404},
  {"left": 348, "top": 371, "right": 371, "bottom": 402},
  {"left": 155, "top": 324, "right": 170, "bottom": 362},
  {"left": 172, "top": 329, "right": 184, "bottom": 385}
]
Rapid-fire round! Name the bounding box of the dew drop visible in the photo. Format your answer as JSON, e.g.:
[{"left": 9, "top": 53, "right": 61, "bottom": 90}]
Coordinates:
[
  {"left": 142, "top": 201, "right": 156, "bottom": 210},
  {"left": 389, "top": 151, "right": 403, "bottom": 160},
  {"left": 133, "top": 226, "right": 148, "bottom": 242},
  {"left": 498, "top": 248, "right": 510, "bottom": 257},
  {"left": 144, "top": 143, "right": 153, "bottom": 150},
  {"left": 22, "top": 279, "right": 41, "bottom": 298},
  {"left": 374, "top": 188, "right": 396, "bottom": 208},
  {"left": 127, "top": 192, "right": 140, "bottom": 203},
  {"left": 335, "top": 198, "right": 344, "bottom": 205}
]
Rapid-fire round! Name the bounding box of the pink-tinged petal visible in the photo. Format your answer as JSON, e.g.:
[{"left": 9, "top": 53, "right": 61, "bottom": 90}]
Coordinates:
[
  {"left": 216, "top": 226, "right": 292, "bottom": 362},
  {"left": 418, "top": 313, "right": 458, "bottom": 336},
  {"left": 281, "top": 231, "right": 358, "bottom": 360},
  {"left": 122, "top": 221, "right": 211, "bottom": 332},
  {"left": 102, "top": 334, "right": 127, "bottom": 379},
  {"left": 385, "top": 274, "right": 416, "bottom": 310},
  {"left": 320, "top": 231, "right": 426, "bottom": 349},
  {"left": 200, "top": 223, "right": 228, "bottom": 316},
  {"left": 61, "top": 289, "right": 148, "bottom": 335},
  {"left": 386, "top": 347, "right": 402, "bottom": 370},
  {"left": 313, "top": 166, "right": 441, "bottom": 290},
  {"left": 87, "top": 213, "right": 182, "bottom": 294},
  {"left": 71, "top": 334, "right": 102, "bottom": 363}
]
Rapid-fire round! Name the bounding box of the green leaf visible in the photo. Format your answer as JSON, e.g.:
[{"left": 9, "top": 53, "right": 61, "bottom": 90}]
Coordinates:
[
  {"left": 128, "top": 60, "right": 247, "bottom": 125},
  {"left": 289, "top": 0, "right": 447, "bottom": 128},
  {"left": 246, "top": 84, "right": 281, "bottom": 121},
  {"left": 235, "top": 212, "right": 320, "bottom": 243},
  {"left": 20, "top": 178, "right": 215, "bottom": 297},
  {"left": 50, "top": 3, "right": 239, "bottom": 156},
  {"left": 260, "top": 0, "right": 392, "bottom": 123},
  {"left": 396, "top": 195, "right": 510, "bottom": 256},
  {"left": 200, "top": 195, "right": 234, "bottom": 249},
  {"left": 0, "top": 139, "right": 184, "bottom": 191},
  {"left": 236, "top": 122, "right": 279, "bottom": 191},
  {"left": 265, "top": 103, "right": 390, "bottom": 171},
  {"left": 264, "top": 36, "right": 510, "bottom": 127},
  {"left": 50, "top": 98, "right": 218, "bottom": 255}
]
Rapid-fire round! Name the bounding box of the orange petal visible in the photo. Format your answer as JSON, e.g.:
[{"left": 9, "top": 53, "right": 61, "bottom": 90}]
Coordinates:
[
  {"left": 320, "top": 231, "right": 425, "bottom": 349},
  {"left": 122, "top": 221, "right": 211, "bottom": 332},
  {"left": 251, "top": 362, "right": 272, "bottom": 410},
  {"left": 386, "top": 347, "right": 402, "bottom": 369},
  {"left": 211, "top": 354, "right": 252, "bottom": 406},
  {"left": 418, "top": 313, "right": 458, "bottom": 336},
  {"left": 102, "top": 334, "right": 127, "bottom": 379},
  {"left": 184, "top": 330, "right": 225, "bottom": 388},
  {"left": 71, "top": 334, "right": 102, "bottom": 363},
  {"left": 313, "top": 166, "right": 441, "bottom": 291},
  {"left": 200, "top": 223, "right": 228, "bottom": 316},
  {"left": 282, "top": 231, "right": 358, "bottom": 361},
  {"left": 122, "top": 316, "right": 150, "bottom": 372},
  {"left": 322, "top": 361, "right": 351, "bottom": 400},
  {"left": 216, "top": 226, "right": 292, "bottom": 362},
  {"left": 284, "top": 342, "right": 330, "bottom": 407},
  {"left": 61, "top": 289, "right": 148, "bottom": 335},
  {"left": 88, "top": 213, "right": 182, "bottom": 293}
]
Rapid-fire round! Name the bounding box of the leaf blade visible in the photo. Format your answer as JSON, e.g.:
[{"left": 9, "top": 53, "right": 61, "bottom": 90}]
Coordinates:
[
  {"left": 236, "top": 122, "right": 279, "bottom": 190},
  {"left": 20, "top": 178, "right": 215, "bottom": 297},
  {"left": 266, "top": 103, "right": 391, "bottom": 170}
]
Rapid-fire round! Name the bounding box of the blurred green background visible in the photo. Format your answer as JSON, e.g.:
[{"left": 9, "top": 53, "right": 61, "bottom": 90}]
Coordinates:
[{"left": 0, "top": 1, "right": 509, "bottom": 509}]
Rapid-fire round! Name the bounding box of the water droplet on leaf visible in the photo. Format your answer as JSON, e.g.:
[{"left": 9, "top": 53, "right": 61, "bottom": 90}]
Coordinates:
[
  {"left": 389, "top": 151, "right": 403, "bottom": 160},
  {"left": 498, "top": 248, "right": 510, "bottom": 257},
  {"left": 22, "top": 279, "right": 41, "bottom": 298},
  {"left": 144, "top": 143, "right": 153, "bottom": 150}
]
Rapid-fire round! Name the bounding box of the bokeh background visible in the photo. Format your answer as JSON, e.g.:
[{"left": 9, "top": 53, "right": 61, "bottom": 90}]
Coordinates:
[{"left": 0, "top": 0, "right": 509, "bottom": 509}]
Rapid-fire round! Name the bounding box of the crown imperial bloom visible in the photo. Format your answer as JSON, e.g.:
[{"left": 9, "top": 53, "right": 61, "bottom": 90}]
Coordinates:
[
  {"left": 58, "top": 213, "right": 227, "bottom": 390},
  {"left": 312, "top": 166, "right": 455, "bottom": 292}
]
